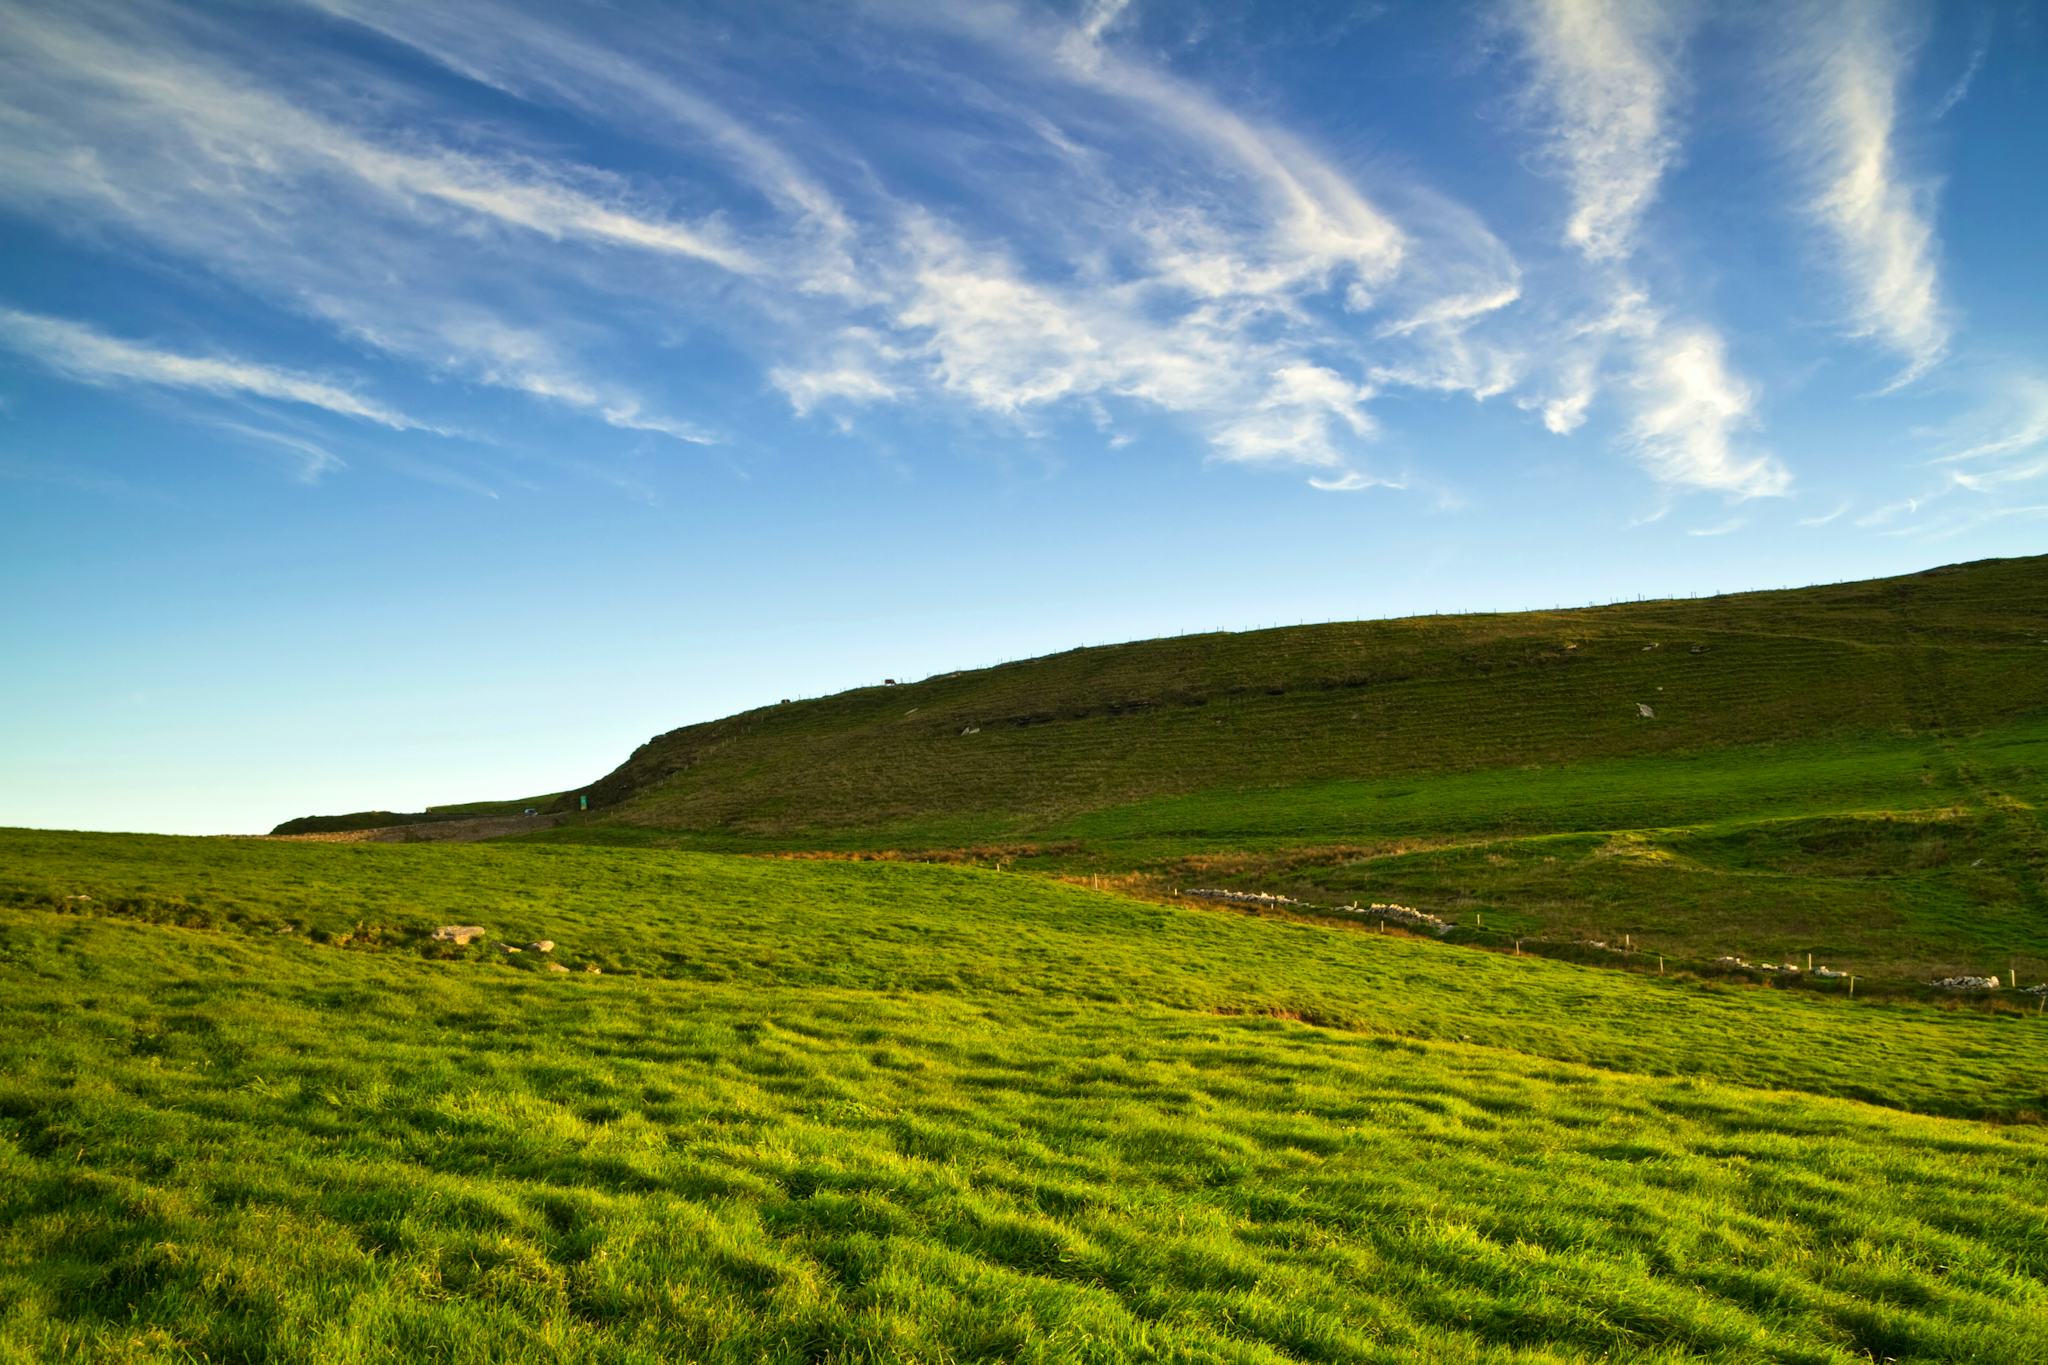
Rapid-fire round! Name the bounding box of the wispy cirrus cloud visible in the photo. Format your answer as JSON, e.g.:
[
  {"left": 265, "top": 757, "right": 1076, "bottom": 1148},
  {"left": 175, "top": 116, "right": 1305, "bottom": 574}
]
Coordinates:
[
  {"left": 298, "top": 0, "right": 863, "bottom": 296},
  {"left": 1781, "top": 0, "right": 1951, "bottom": 387},
  {"left": 737, "top": 0, "right": 1525, "bottom": 486},
  {"left": 1921, "top": 371, "right": 2048, "bottom": 512},
  {"left": 211, "top": 421, "right": 347, "bottom": 482},
  {"left": 1930, "top": 14, "right": 1990, "bottom": 121},
  {"left": 1508, "top": 0, "right": 1685, "bottom": 262},
  {"left": 1933, "top": 372, "right": 2048, "bottom": 468},
  {"left": 769, "top": 363, "right": 900, "bottom": 420},
  {"left": 1626, "top": 326, "right": 1788, "bottom": 497},
  {"left": 0, "top": 4, "right": 755, "bottom": 275},
  {"left": 1043, "top": 0, "right": 1408, "bottom": 304},
  {"left": 0, "top": 307, "right": 424, "bottom": 429},
  {"left": 0, "top": 0, "right": 736, "bottom": 447},
  {"left": 1687, "top": 516, "right": 1748, "bottom": 537},
  {"left": 1505, "top": 0, "right": 1789, "bottom": 501},
  {"left": 1796, "top": 501, "right": 1851, "bottom": 526},
  {"left": 11, "top": 0, "right": 1963, "bottom": 518}
]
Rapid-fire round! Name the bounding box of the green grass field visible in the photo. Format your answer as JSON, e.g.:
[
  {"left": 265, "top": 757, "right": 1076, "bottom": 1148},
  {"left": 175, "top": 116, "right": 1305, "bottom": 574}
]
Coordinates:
[
  {"left": 5, "top": 830, "right": 2047, "bottom": 1362},
  {"left": 351, "top": 555, "right": 2038, "bottom": 982},
  {"left": 13, "top": 557, "right": 2046, "bottom": 1360}
]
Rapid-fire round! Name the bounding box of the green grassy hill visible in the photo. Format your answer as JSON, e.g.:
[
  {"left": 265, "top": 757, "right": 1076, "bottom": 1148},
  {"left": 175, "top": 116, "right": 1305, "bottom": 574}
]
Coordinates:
[
  {"left": 562, "top": 555, "right": 2048, "bottom": 838},
  {"left": 16, "top": 560, "right": 2043, "bottom": 1361},
  {"left": 491, "top": 555, "right": 2048, "bottom": 982},
  {"left": 4, "top": 829, "right": 2046, "bottom": 1362}
]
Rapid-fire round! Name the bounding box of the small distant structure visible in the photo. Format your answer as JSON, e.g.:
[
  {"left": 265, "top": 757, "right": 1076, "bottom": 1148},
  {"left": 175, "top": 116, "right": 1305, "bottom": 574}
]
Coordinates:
[
  {"left": 522, "top": 807, "right": 538, "bottom": 816},
  {"left": 884, "top": 678, "right": 899, "bottom": 686},
  {"left": 578, "top": 794, "right": 589, "bottom": 811}
]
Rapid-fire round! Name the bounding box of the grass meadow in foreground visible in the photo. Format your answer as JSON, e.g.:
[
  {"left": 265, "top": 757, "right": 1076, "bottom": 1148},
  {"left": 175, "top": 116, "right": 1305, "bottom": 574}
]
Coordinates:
[
  {"left": 2, "top": 831, "right": 2048, "bottom": 1361},
  {"left": 5, "top": 830, "right": 2047, "bottom": 1121},
  {"left": 2, "top": 907, "right": 2046, "bottom": 1363}
]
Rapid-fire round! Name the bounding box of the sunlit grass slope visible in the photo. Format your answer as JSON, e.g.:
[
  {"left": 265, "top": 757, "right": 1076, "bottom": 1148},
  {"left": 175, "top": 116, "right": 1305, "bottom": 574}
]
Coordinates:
[
  {"left": 4, "top": 831, "right": 2048, "bottom": 1362},
  {"left": 7, "top": 830, "right": 2048, "bottom": 1118},
  {"left": 512, "top": 557, "right": 2048, "bottom": 980},
  {"left": 566, "top": 556, "right": 2048, "bottom": 836}
]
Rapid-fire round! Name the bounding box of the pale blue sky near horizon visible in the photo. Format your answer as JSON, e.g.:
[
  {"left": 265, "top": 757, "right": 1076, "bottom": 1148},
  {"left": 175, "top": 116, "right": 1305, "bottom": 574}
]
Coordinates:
[{"left": 2, "top": 0, "right": 2044, "bottom": 835}]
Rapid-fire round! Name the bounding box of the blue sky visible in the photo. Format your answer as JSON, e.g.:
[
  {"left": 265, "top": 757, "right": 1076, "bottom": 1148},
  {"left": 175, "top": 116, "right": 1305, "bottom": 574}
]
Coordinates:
[{"left": 2, "top": 0, "right": 2044, "bottom": 835}]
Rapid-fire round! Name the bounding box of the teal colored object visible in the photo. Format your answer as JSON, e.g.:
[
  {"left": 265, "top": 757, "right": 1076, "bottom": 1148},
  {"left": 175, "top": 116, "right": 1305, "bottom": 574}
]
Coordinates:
[{"left": 579, "top": 794, "right": 589, "bottom": 811}]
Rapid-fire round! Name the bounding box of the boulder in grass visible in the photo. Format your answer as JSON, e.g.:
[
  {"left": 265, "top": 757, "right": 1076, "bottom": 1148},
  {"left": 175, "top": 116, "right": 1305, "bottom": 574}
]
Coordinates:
[
  {"left": 497, "top": 943, "right": 523, "bottom": 954},
  {"left": 546, "top": 962, "right": 570, "bottom": 974},
  {"left": 528, "top": 940, "right": 555, "bottom": 953},
  {"left": 583, "top": 965, "right": 602, "bottom": 975},
  {"left": 432, "top": 925, "right": 486, "bottom": 945}
]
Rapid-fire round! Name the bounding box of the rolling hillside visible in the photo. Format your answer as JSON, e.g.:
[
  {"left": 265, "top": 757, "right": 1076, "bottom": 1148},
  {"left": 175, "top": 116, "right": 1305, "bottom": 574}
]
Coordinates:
[
  {"left": 472, "top": 555, "right": 2047, "bottom": 983},
  {"left": 12, "top": 560, "right": 2048, "bottom": 1360},
  {"left": 552, "top": 556, "right": 2048, "bottom": 838}
]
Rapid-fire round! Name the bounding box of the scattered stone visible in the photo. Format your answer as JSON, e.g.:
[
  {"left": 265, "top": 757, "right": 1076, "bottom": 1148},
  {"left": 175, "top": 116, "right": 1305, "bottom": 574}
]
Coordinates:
[
  {"left": 1931, "top": 975, "right": 2000, "bottom": 991},
  {"left": 1812, "top": 966, "right": 1848, "bottom": 979},
  {"left": 528, "top": 940, "right": 555, "bottom": 953},
  {"left": 546, "top": 962, "right": 570, "bottom": 973},
  {"left": 583, "top": 965, "right": 602, "bottom": 974},
  {"left": 2022, "top": 983, "right": 2048, "bottom": 996},
  {"left": 1689, "top": 644, "right": 1708, "bottom": 655},
  {"left": 961, "top": 726, "right": 981, "bottom": 736},
  {"left": 1184, "top": 888, "right": 1454, "bottom": 937},
  {"left": 1636, "top": 702, "right": 1656, "bottom": 719},
  {"left": 497, "top": 943, "right": 523, "bottom": 954},
  {"left": 432, "top": 925, "right": 486, "bottom": 945},
  {"left": 1642, "top": 643, "right": 1660, "bottom": 651}
]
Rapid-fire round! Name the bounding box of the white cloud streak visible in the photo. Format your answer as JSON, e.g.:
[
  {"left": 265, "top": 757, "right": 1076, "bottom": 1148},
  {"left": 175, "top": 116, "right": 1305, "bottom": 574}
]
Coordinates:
[
  {"left": 770, "top": 365, "right": 900, "bottom": 419},
  {"left": 0, "top": 0, "right": 1843, "bottom": 507},
  {"left": 1785, "top": 0, "right": 1950, "bottom": 385},
  {"left": 1933, "top": 374, "right": 2048, "bottom": 466},
  {"left": 0, "top": 307, "right": 424, "bottom": 429},
  {"left": 1509, "top": 0, "right": 1685, "bottom": 262},
  {"left": 1624, "top": 325, "right": 1788, "bottom": 497},
  {"left": 212, "top": 421, "right": 347, "bottom": 482},
  {"left": 1796, "top": 501, "right": 1850, "bottom": 526},
  {"left": 1686, "top": 517, "right": 1747, "bottom": 537},
  {"left": 0, "top": 0, "right": 736, "bottom": 448},
  {"left": 1507, "top": 0, "right": 1788, "bottom": 499},
  {"left": 1931, "top": 21, "right": 1989, "bottom": 120},
  {"left": 301, "top": 0, "right": 861, "bottom": 294},
  {"left": 1047, "top": 0, "right": 1407, "bottom": 301},
  {"left": 1925, "top": 372, "right": 2048, "bottom": 510},
  {"left": 0, "top": 6, "right": 754, "bottom": 275}
]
